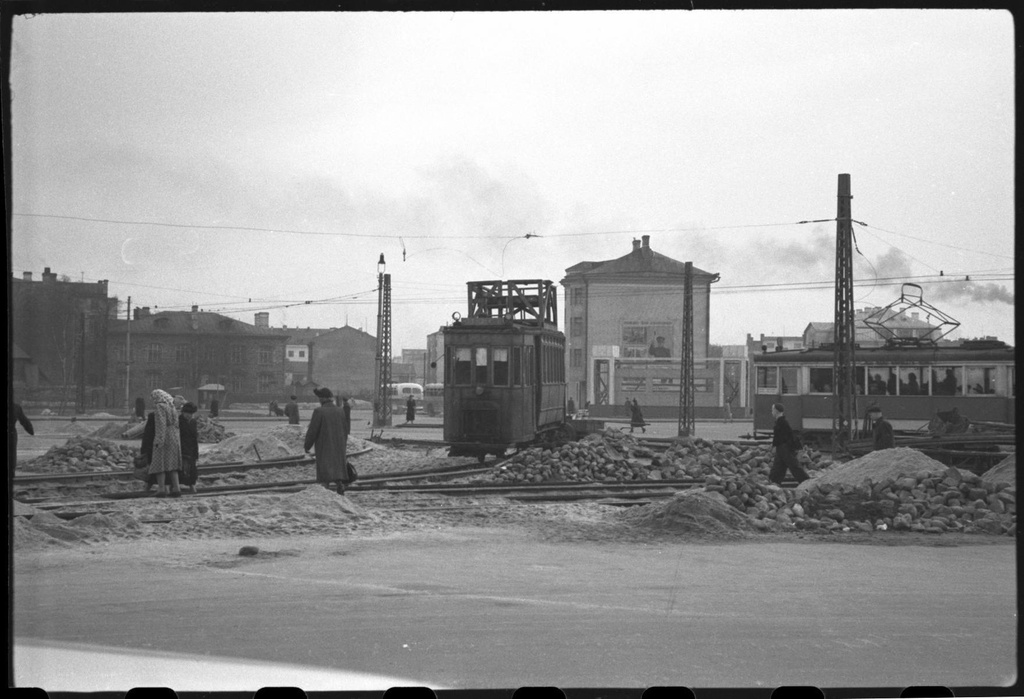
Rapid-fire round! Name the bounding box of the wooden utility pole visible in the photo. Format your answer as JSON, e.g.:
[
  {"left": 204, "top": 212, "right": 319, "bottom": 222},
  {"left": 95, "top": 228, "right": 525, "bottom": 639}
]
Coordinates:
[
  {"left": 832, "top": 174, "right": 858, "bottom": 453},
  {"left": 677, "top": 261, "right": 695, "bottom": 437},
  {"left": 125, "top": 296, "right": 132, "bottom": 412}
]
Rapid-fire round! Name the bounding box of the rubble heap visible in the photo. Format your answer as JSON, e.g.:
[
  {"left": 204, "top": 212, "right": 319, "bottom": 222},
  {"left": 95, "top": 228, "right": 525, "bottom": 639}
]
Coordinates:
[
  {"left": 494, "top": 429, "right": 829, "bottom": 484},
  {"left": 194, "top": 416, "right": 234, "bottom": 443},
  {"left": 19, "top": 436, "right": 139, "bottom": 473}
]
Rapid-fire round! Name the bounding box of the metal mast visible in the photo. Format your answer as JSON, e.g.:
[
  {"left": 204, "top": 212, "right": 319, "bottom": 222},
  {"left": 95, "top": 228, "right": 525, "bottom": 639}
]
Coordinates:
[
  {"left": 677, "top": 261, "right": 695, "bottom": 437},
  {"left": 832, "top": 174, "right": 857, "bottom": 454},
  {"left": 125, "top": 296, "right": 131, "bottom": 412},
  {"left": 373, "top": 254, "right": 392, "bottom": 427}
]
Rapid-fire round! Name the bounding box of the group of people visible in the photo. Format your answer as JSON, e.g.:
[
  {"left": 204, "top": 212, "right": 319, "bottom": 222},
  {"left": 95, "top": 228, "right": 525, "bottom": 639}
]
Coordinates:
[{"left": 140, "top": 389, "right": 200, "bottom": 497}]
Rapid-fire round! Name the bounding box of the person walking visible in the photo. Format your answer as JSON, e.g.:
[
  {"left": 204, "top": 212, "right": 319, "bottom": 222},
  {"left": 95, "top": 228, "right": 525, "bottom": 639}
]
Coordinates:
[
  {"left": 868, "top": 406, "right": 895, "bottom": 451},
  {"left": 769, "top": 403, "right": 810, "bottom": 485},
  {"left": 406, "top": 394, "right": 416, "bottom": 424},
  {"left": 134, "top": 396, "right": 146, "bottom": 421},
  {"left": 629, "top": 398, "right": 646, "bottom": 434},
  {"left": 284, "top": 395, "right": 300, "bottom": 425},
  {"left": 10, "top": 402, "right": 35, "bottom": 461},
  {"left": 567, "top": 397, "right": 576, "bottom": 418},
  {"left": 179, "top": 402, "right": 200, "bottom": 493},
  {"left": 148, "top": 389, "right": 183, "bottom": 497},
  {"left": 304, "top": 387, "right": 351, "bottom": 494},
  {"left": 340, "top": 395, "right": 352, "bottom": 435}
]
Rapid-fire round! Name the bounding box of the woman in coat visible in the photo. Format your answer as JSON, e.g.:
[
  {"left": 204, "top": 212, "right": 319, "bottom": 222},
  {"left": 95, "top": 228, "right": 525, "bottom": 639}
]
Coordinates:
[
  {"left": 179, "top": 402, "right": 200, "bottom": 493},
  {"left": 147, "top": 389, "right": 183, "bottom": 497},
  {"left": 629, "top": 399, "right": 646, "bottom": 434},
  {"left": 406, "top": 394, "right": 416, "bottom": 424}
]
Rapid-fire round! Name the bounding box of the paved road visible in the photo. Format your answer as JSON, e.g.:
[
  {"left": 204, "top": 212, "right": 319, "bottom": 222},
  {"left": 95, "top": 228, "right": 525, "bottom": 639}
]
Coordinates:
[{"left": 12, "top": 530, "right": 1017, "bottom": 692}]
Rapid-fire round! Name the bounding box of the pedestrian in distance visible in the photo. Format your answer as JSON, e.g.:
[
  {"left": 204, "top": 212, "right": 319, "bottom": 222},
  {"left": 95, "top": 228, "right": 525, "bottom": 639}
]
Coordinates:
[
  {"left": 209, "top": 398, "right": 220, "bottom": 418},
  {"left": 868, "top": 406, "right": 895, "bottom": 451},
  {"left": 629, "top": 398, "right": 646, "bottom": 434},
  {"left": 404, "top": 394, "right": 416, "bottom": 424},
  {"left": 284, "top": 395, "right": 300, "bottom": 425},
  {"left": 304, "top": 387, "right": 352, "bottom": 495},
  {"left": 723, "top": 396, "right": 733, "bottom": 423},
  {"left": 567, "top": 397, "right": 576, "bottom": 418},
  {"left": 148, "top": 389, "right": 183, "bottom": 498},
  {"left": 179, "top": 402, "right": 200, "bottom": 493},
  {"left": 140, "top": 409, "right": 157, "bottom": 492},
  {"left": 10, "top": 401, "right": 35, "bottom": 459},
  {"left": 134, "top": 396, "right": 146, "bottom": 421},
  {"left": 769, "top": 403, "right": 810, "bottom": 485},
  {"left": 340, "top": 395, "right": 352, "bottom": 435}
]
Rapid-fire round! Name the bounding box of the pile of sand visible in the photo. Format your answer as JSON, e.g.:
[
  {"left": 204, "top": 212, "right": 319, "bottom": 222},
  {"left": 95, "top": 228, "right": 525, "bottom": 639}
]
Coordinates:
[
  {"left": 799, "top": 448, "right": 953, "bottom": 490},
  {"left": 621, "top": 490, "right": 751, "bottom": 537},
  {"left": 982, "top": 455, "right": 1016, "bottom": 486},
  {"left": 89, "top": 421, "right": 134, "bottom": 439}
]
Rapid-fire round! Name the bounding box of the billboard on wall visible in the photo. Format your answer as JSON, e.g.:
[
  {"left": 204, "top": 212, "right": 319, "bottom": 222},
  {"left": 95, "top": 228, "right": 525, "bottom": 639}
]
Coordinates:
[{"left": 621, "top": 321, "right": 675, "bottom": 358}]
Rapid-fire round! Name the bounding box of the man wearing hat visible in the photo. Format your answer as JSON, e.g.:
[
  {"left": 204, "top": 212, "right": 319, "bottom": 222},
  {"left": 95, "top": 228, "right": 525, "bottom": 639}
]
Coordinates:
[
  {"left": 868, "top": 406, "right": 895, "bottom": 451},
  {"left": 304, "top": 388, "right": 351, "bottom": 494},
  {"left": 179, "top": 402, "right": 200, "bottom": 493}
]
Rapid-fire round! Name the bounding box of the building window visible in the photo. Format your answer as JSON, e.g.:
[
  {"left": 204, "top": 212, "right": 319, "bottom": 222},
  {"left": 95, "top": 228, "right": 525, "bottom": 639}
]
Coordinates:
[
  {"left": 146, "top": 343, "right": 162, "bottom": 362},
  {"left": 231, "top": 373, "right": 246, "bottom": 393},
  {"left": 176, "top": 344, "right": 189, "bottom": 363},
  {"left": 287, "top": 349, "right": 295, "bottom": 359},
  {"left": 173, "top": 372, "right": 188, "bottom": 389},
  {"left": 570, "top": 287, "right": 584, "bottom": 306},
  {"left": 200, "top": 344, "right": 216, "bottom": 362},
  {"left": 298, "top": 349, "right": 306, "bottom": 358},
  {"left": 258, "top": 373, "right": 275, "bottom": 393},
  {"left": 145, "top": 370, "right": 162, "bottom": 390},
  {"left": 258, "top": 346, "right": 273, "bottom": 365},
  {"left": 231, "top": 345, "right": 245, "bottom": 365},
  {"left": 570, "top": 348, "right": 583, "bottom": 369},
  {"left": 570, "top": 317, "right": 584, "bottom": 337}
]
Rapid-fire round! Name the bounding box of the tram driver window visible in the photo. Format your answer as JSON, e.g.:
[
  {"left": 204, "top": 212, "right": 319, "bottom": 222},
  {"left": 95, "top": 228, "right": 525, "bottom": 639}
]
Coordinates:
[
  {"left": 932, "top": 366, "right": 962, "bottom": 396},
  {"left": 809, "top": 368, "right": 833, "bottom": 393},
  {"left": 511, "top": 347, "right": 522, "bottom": 386},
  {"left": 493, "top": 348, "right": 510, "bottom": 386},
  {"left": 964, "top": 366, "right": 996, "bottom": 395},
  {"left": 474, "top": 348, "right": 489, "bottom": 384},
  {"left": 453, "top": 348, "right": 472, "bottom": 385}
]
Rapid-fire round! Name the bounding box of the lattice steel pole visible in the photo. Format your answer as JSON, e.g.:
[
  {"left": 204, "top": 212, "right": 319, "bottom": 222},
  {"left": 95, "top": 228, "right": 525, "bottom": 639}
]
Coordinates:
[
  {"left": 374, "top": 254, "right": 392, "bottom": 427},
  {"left": 832, "top": 174, "right": 857, "bottom": 454},
  {"left": 677, "top": 261, "right": 695, "bottom": 437}
]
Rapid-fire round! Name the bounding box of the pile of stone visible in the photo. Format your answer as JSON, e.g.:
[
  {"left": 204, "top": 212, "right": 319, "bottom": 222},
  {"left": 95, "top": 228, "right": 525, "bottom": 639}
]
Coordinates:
[
  {"left": 19, "top": 436, "right": 139, "bottom": 474},
  {"left": 493, "top": 430, "right": 829, "bottom": 484},
  {"left": 735, "top": 449, "right": 1015, "bottom": 536},
  {"left": 195, "top": 416, "right": 234, "bottom": 443}
]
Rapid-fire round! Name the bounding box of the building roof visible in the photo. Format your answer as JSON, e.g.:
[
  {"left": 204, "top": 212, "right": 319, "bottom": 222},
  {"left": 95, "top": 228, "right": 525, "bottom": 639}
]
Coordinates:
[
  {"left": 563, "top": 236, "right": 717, "bottom": 281},
  {"left": 266, "top": 325, "right": 377, "bottom": 344},
  {"left": 109, "top": 311, "right": 287, "bottom": 338}
]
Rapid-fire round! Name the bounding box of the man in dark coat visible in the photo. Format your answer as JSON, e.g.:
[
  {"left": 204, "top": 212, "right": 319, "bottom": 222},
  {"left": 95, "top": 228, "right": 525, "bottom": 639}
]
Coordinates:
[
  {"left": 140, "top": 411, "right": 157, "bottom": 492},
  {"left": 284, "top": 395, "right": 300, "bottom": 425},
  {"left": 179, "top": 402, "right": 200, "bottom": 493},
  {"left": 406, "top": 394, "right": 416, "bottom": 424},
  {"left": 10, "top": 402, "right": 35, "bottom": 459},
  {"left": 303, "top": 387, "right": 351, "bottom": 494},
  {"left": 868, "top": 406, "right": 895, "bottom": 451},
  {"left": 769, "top": 403, "right": 810, "bottom": 485}
]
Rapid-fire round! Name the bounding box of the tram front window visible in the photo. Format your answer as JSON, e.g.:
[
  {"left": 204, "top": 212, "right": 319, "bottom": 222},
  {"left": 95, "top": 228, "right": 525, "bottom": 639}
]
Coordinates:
[
  {"left": 474, "top": 347, "right": 489, "bottom": 384},
  {"left": 453, "top": 348, "right": 472, "bottom": 385},
  {"left": 493, "top": 348, "right": 509, "bottom": 386}
]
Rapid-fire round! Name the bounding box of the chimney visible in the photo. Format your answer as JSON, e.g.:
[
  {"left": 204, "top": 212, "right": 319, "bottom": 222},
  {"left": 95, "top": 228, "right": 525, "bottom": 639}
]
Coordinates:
[
  {"left": 22, "top": 271, "right": 32, "bottom": 281},
  {"left": 42, "top": 267, "right": 57, "bottom": 283},
  {"left": 632, "top": 239, "right": 641, "bottom": 251},
  {"left": 192, "top": 305, "right": 199, "bottom": 313},
  {"left": 140, "top": 306, "right": 151, "bottom": 318},
  {"left": 255, "top": 312, "right": 270, "bottom": 328},
  {"left": 641, "top": 235, "right": 651, "bottom": 249}
]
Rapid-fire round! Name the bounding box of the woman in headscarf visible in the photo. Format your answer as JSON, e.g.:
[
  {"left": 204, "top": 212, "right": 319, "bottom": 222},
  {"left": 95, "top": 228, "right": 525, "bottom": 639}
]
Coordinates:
[{"left": 147, "top": 389, "right": 183, "bottom": 497}]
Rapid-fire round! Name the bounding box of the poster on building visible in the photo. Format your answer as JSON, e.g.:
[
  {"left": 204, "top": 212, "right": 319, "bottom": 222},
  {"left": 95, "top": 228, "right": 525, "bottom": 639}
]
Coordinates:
[{"left": 621, "top": 322, "right": 674, "bottom": 358}]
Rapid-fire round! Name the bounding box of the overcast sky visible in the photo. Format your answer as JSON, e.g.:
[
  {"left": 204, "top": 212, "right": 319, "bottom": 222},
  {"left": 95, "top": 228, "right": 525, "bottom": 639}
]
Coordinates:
[{"left": 8, "top": 10, "right": 1016, "bottom": 352}]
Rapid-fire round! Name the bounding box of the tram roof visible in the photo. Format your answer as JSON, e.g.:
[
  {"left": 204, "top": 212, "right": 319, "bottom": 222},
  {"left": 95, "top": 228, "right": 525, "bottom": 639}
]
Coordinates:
[{"left": 752, "top": 342, "right": 1015, "bottom": 364}]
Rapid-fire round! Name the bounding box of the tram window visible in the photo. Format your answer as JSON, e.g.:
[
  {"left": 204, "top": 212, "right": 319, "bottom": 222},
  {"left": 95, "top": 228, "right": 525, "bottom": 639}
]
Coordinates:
[
  {"left": 809, "top": 368, "right": 833, "bottom": 393},
  {"left": 511, "top": 347, "right": 522, "bottom": 386},
  {"left": 898, "top": 367, "right": 924, "bottom": 395},
  {"left": 932, "top": 366, "right": 962, "bottom": 396},
  {"left": 474, "top": 348, "right": 489, "bottom": 384},
  {"left": 868, "top": 367, "right": 896, "bottom": 395},
  {"left": 453, "top": 348, "right": 472, "bottom": 385},
  {"left": 493, "top": 348, "right": 510, "bottom": 386},
  {"left": 780, "top": 367, "right": 798, "bottom": 394},
  {"left": 964, "top": 366, "right": 996, "bottom": 395},
  {"left": 854, "top": 366, "right": 866, "bottom": 394},
  {"left": 756, "top": 366, "right": 778, "bottom": 394}
]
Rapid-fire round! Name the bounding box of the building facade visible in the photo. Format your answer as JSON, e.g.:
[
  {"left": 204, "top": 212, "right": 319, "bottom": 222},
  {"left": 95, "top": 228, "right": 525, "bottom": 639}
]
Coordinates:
[
  {"left": 560, "top": 235, "right": 720, "bottom": 419},
  {"left": 11, "top": 268, "right": 117, "bottom": 408},
  {"left": 304, "top": 325, "right": 378, "bottom": 401},
  {"left": 107, "top": 307, "right": 288, "bottom": 409}
]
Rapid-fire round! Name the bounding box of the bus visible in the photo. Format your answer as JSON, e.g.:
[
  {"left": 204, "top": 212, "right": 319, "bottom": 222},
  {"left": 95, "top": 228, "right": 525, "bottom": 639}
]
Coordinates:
[{"left": 389, "top": 382, "right": 424, "bottom": 415}]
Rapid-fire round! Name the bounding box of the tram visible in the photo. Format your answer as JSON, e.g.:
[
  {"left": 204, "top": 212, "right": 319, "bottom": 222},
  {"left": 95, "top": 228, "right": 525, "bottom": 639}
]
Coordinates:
[
  {"left": 443, "top": 280, "right": 569, "bottom": 460},
  {"left": 751, "top": 339, "right": 1016, "bottom": 447}
]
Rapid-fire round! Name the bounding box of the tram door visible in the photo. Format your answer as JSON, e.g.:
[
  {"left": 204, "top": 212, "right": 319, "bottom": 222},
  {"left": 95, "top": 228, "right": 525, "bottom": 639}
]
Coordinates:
[{"left": 594, "top": 359, "right": 610, "bottom": 405}]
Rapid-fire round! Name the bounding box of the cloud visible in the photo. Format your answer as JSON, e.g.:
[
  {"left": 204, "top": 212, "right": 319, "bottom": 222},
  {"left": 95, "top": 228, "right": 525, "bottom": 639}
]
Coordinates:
[{"left": 928, "top": 280, "right": 1014, "bottom": 306}]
